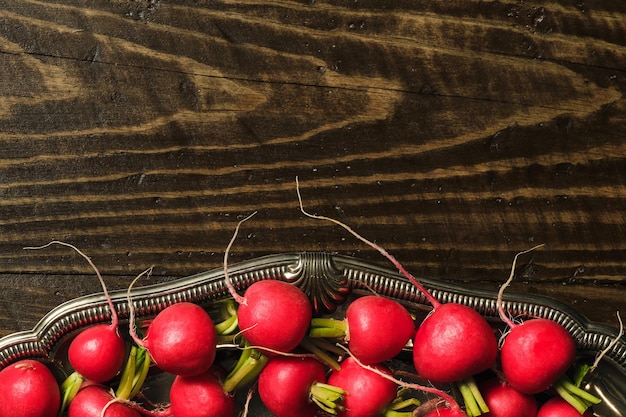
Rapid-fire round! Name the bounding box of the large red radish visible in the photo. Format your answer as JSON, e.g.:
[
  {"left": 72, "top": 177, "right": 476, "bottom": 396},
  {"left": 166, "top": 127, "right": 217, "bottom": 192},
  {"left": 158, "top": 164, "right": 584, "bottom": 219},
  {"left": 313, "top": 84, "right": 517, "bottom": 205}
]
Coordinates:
[
  {"left": 236, "top": 279, "right": 313, "bottom": 354},
  {"left": 168, "top": 369, "right": 235, "bottom": 417},
  {"left": 310, "top": 295, "right": 415, "bottom": 365},
  {"left": 67, "top": 385, "right": 140, "bottom": 417},
  {"left": 499, "top": 317, "right": 576, "bottom": 394},
  {"left": 26, "top": 241, "right": 126, "bottom": 383},
  {"left": 412, "top": 302, "right": 497, "bottom": 384},
  {"left": 129, "top": 300, "right": 217, "bottom": 377},
  {"left": 479, "top": 377, "right": 537, "bottom": 417},
  {"left": 258, "top": 356, "right": 343, "bottom": 417},
  {"left": 327, "top": 357, "right": 399, "bottom": 417},
  {"left": 223, "top": 212, "right": 312, "bottom": 355},
  {"left": 496, "top": 246, "right": 577, "bottom": 395},
  {"left": 0, "top": 359, "right": 61, "bottom": 417}
]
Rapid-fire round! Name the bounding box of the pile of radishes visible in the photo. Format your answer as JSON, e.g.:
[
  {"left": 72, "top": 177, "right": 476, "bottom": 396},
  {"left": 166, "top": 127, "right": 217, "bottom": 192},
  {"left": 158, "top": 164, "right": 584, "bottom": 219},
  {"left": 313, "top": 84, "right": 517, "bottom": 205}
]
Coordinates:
[{"left": 1, "top": 196, "right": 618, "bottom": 417}]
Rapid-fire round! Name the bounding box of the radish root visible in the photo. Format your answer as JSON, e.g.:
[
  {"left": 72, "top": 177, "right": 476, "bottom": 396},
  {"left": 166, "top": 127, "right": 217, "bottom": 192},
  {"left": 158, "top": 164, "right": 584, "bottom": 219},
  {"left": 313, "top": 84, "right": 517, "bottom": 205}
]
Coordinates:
[
  {"left": 496, "top": 244, "right": 545, "bottom": 329},
  {"left": 126, "top": 266, "right": 155, "bottom": 349},
  {"left": 336, "top": 344, "right": 465, "bottom": 416},
  {"left": 295, "top": 177, "right": 440, "bottom": 308},
  {"left": 591, "top": 311, "right": 623, "bottom": 370},
  {"left": 24, "top": 241, "right": 120, "bottom": 329},
  {"left": 224, "top": 211, "right": 258, "bottom": 306}
]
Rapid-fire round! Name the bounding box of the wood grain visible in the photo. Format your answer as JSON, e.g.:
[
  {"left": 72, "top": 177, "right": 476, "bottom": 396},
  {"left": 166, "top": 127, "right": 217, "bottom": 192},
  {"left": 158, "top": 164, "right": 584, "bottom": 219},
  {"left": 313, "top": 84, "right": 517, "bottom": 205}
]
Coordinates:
[{"left": 1, "top": 0, "right": 625, "bottom": 336}]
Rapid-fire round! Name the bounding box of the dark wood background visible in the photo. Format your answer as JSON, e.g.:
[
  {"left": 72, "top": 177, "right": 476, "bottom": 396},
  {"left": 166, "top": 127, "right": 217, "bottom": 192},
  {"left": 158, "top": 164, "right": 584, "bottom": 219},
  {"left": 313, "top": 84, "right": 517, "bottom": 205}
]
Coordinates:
[{"left": 1, "top": 0, "right": 625, "bottom": 337}]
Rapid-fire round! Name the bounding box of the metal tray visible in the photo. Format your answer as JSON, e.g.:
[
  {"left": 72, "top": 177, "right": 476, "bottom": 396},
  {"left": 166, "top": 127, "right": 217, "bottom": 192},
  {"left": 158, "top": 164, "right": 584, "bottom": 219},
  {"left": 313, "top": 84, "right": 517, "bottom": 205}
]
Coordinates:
[{"left": 1, "top": 252, "right": 624, "bottom": 416}]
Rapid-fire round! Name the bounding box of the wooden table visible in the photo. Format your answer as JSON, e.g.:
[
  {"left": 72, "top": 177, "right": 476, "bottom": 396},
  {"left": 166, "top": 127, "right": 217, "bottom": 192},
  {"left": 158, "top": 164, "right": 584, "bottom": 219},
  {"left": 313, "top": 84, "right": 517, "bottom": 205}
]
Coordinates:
[{"left": 1, "top": 1, "right": 625, "bottom": 338}]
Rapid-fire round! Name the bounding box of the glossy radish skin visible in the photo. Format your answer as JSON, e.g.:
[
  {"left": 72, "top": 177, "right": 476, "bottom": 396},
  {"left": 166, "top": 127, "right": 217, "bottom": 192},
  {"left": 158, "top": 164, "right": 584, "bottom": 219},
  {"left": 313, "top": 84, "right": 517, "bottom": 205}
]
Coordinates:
[
  {"left": 500, "top": 318, "right": 576, "bottom": 394},
  {"left": 68, "top": 324, "right": 126, "bottom": 383},
  {"left": 480, "top": 377, "right": 537, "bottom": 417},
  {"left": 67, "top": 385, "right": 140, "bottom": 417},
  {"left": 0, "top": 359, "right": 61, "bottom": 417},
  {"left": 412, "top": 303, "right": 498, "bottom": 384},
  {"left": 346, "top": 295, "right": 415, "bottom": 365},
  {"left": 258, "top": 356, "right": 327, "bottom": 417},
  {"left": 169, "top": 370, "right": 235, "bottom": 417},
  {"left": 422, "top": 406, "right": 467, "bottom": 417},
  {"left": 328, "top": 357, "right": 397, "bottom": 417},
  {"left": 536, "top": 397, "right": 593, "bottom": 417},
  {"left": 143, "top": 302, "right": 217, "bottom": 376},
  {"left": 237, "top": 280, "right": 312, "bottom": 354}
]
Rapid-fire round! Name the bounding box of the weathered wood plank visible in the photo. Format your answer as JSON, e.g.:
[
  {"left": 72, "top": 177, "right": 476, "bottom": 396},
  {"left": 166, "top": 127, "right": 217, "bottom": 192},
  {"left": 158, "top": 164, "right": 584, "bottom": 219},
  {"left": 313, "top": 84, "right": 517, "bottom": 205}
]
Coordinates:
[{"left": 0, "top": 0, "right": 625, "bottom": 334}]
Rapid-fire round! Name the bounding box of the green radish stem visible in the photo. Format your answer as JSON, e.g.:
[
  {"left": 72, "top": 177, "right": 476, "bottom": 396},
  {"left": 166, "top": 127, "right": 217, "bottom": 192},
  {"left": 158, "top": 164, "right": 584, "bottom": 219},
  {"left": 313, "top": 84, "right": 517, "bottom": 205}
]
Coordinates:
[
  {"left": 60, "top": 372, "right": 84, "bottom": 413},
  {"left": 383, "top": 391, "right": 422, "bottom": 417},
  {"left": 222, "top": 343, "right": 268, "bottom": 393},
  {"left": 299, "top": 337, "right": 343, "bottom": 371},
  {"left": 308, "top": 317, "right": 348, "bottom": 338},
  {"left": 115, "top": 346, "right": 151, "bottom": 400},
  {"left": 295, "top": 177, "right": 441, "bottom": 309},
  {"left": 456, "top": 378, "right": 489, "bottom": 417},
  {"left": 213, "top": 300, "right": 239, "bottom": 335},
  {"left": 310, "top": 382, "right": 348, "bottom": 415}
]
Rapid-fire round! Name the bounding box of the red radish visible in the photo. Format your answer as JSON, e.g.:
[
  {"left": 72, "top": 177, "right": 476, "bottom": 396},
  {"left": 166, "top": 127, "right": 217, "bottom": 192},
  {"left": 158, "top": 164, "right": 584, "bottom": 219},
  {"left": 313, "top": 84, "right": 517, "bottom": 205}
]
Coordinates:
[
  {"left": 296, "top": 179, "right": 497, "bottom": 385},
  {"left": 0, "top": 359, "right": 61, "bottom": 417},
  {"left": 68, "top": 325, "right": 126, "bottom": 384},
  {"left": 479, "top": 377, "right": 537, "bottom": 417},
  {"left": 310, "top": 295, "right": 415, "bottom": 365},
  {"left": 129, "top": 300, "right": 217, "bottom": 377},
  {"left": 26, "top": 241, "right": 126, "bottom": 383},
  {"left": 420, "top": 405, "right": 468, "bottom": 417},
  {"left": 67, "top": 385, "right": 140, "bottom": 417},
  {"left": 168, "top": 369, "right": 235, "bottom": 417},
  {"left": 499, "top": 318, "right": 575, "bottom": 394},
  {"left": 327, "top": 357, "right": 398, "bottom": 417},
  {"left": 236, "top": 279, "right": 313, "bottom": 354},
  {"left": 258, "top": 356, "right": 338, "bottom": 417},
  {"left": 536, "top": 397, "right": 593, "bottom": 417},
  {"left": 223, "top": 212, "right": 312, "bottom": 355},
  {"left": 412, "top": 302, "right": 497, "bottom": 384},
  {"left": 496, "top": 247, "right": 577, "bottom": 395}
]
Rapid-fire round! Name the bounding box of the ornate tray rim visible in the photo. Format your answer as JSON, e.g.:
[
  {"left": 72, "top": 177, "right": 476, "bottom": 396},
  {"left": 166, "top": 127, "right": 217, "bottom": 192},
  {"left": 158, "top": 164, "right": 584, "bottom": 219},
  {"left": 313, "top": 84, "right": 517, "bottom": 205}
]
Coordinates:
[{"left": 1, "top": 251, "right": 625, "bottom": 414}]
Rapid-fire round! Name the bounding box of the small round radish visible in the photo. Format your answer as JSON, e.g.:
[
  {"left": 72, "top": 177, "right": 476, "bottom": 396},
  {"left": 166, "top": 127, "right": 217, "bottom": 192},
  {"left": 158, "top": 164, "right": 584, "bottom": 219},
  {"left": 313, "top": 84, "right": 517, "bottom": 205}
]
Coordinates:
[
  {"left": 236, "top": 279, "right": 313, "bottom": 354},
  {"left": 131, "top": 301, "right": 217, "bottom": 377},
  {"left": 479, "top": 377, "right": 537, "bottom": 417},
  {"left": 68, "top": 325, "right": 126, "bottom": 383},
  {"left": 223, "top": 213, "right": 313, "bottom": 355},
  {"left": 0, "top": 359, "right": 61, "bottom": 417},
  {"left": 500, "top": 318, "right": 576, "bottom": 394},
  {"left": 345, "top": 295, "right": 415, "bottom": 365},
  {"left": 327, "top": 357, "right": 398, "bottom": 417},
  {"left": 26, "top": 241, "right": 127, "bottom": 383},
  {"left": 258, "top": 356, "right": 330, "bottom": 417},
  {"left": 67, "top": 385, "right": 140, "bottom": 417},
  {"left": 169, "top": 369, "right": 235, "bottom": 417},
  {"left": 536, "top": 397, "right": 593, "bottom": 417},
  {"left": 412, "top": 302, "right": 497, "bottom": 383},
  {"left": 496, "top": 247, "right": 576, "bottom": 395}
]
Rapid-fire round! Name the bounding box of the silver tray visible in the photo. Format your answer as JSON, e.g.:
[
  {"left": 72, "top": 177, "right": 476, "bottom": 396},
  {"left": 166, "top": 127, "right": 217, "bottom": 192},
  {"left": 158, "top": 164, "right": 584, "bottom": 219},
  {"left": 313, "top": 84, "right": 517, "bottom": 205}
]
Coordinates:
[{"left": 1, "top": 252, "right": 625, "bottom": 416}]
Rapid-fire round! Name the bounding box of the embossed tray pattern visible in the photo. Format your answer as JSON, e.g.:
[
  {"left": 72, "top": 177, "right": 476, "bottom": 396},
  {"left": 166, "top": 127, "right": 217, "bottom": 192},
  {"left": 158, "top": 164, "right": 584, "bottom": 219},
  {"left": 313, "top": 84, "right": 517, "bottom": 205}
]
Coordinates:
[{"left": 1, "top": 252, "right": 625, "bottom": 415}]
